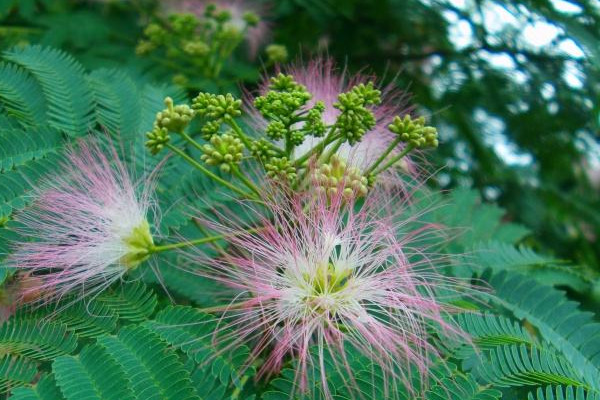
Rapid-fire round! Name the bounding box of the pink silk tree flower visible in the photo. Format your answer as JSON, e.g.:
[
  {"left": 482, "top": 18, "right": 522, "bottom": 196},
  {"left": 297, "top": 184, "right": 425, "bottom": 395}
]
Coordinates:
[
  {"left": 188, "top": 184, "right": 479, "bottom": 399},
  {"left": 248, "top": 58, "right": 419, "bottom": 177},
  {"left": 168, "top": 0, "right": 270, "bottom": 58},
  {"left": 8, "top": 139, "right": 157, "bottom": 303}
]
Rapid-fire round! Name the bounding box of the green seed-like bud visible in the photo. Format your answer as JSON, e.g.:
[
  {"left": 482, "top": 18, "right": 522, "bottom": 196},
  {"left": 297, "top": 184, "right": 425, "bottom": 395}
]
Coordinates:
[
  {"left": 201, "top": 120, "right": 222, "bottom": 140},
  {"left": 156, "top": 97, "right": 195, "bottom": 133},
  {"left": 265, "top": 44, "right": 288, "bottom": 64},
  {"left": 183, "top": 40, "right": 210, "bottom": 56},
  {"left": 265, "top": 157, "right": 297, "bottom": 182},
  {"left": 304, "top": 101, "right": 326, "bottom": 137},
  {"left": 266, "top": 120, "right": 287, "bottom": 141},
  {"left": 135, "top": 40, "right": 156, "bottom": 55},
  {"left": 388, "top": 115, "right": 438, "bottom": 148},
  {"left": 250, "top": 139, "right": 277, "bottom": 160},
  {"left": 145, "top": 125, "right": 171, "bottom": 155},
  {"left": 314, "top": 155, "right": 368, "bottom": 200},
  {"left": 243, "top": 11, "right": 260, "bottom": 27},
  {"left": 333, "top": 82, "right": 381, "bottom": 145},
  {"left": 170, "top": 13, "right": 199, "bottom": 36},
  {"left": 200, "top": 133, "right": 244, "bottom": 173},
  {"left": 144, "top": 23, "right": 167, "bottom": 44},
  {"left": 192, "top": 92, "right": 242, "bottom": 121}
]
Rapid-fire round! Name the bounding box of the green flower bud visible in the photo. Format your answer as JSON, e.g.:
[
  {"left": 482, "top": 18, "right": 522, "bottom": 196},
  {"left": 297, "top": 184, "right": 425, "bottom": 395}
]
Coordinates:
[
  {"left": 314, "top": 155, "right": 369, "bottom": 200},
  {"left": 388, "top": 115, "right": 438, "bottom": 148},
  {"left": 304, "top": 101, "right": 327, "bottom": 137},
  {"left": 135, "top": 40, "right": 156, "bottom": 55},
  {"left": 144, "top": 23, "right": 167, "bottom": 45},
  {"left": 192, "top": 92, "right": 242, "bottom": 121},
  {"left": 333, "top": 82, "right": 381, "bottom": 145},
  {"left": 145, "top": 125, "right": 171, "bottom": 155},
  {"left": 266, "top": 120, "right": 287, "bottom": 141},
  {"left": 243, "top": 11, "right": 260, "bottom": 27},
  {"left": 170, "top": 13, "right": 199, "bottom": 36},
  {"left": 215, "top": 9, "right": 232, "bottom": 23},
  {"left": 265, "top": 157, "right": 297, "bottom": 182},
  {"left": 201, "top": 120, "right": 222, "bottom": 140},
  {"left": 200, "top": 133, "right": 244, "bottom": 173},
  {"left": 155, "top": 97, "right": 195, "bottom": 133},
  {"left": 183, "top": 40, "right": 210, "bottom": 56},
  {"left": 250, "top": 139, "right": 277, "bottom": 160},
  {"left": 290, "top": 130, "right": 305, "bottom": 146},
  {"left": 269, "top": 73, "right": 305, "bottom": 92},
  {"left": 265, "top": 44, "right": 288, "bottom": 64}
]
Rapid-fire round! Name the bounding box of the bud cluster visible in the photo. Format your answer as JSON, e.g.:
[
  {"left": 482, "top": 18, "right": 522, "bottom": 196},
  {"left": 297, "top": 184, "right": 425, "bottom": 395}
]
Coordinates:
[
  {"left": 388, "top": 115, "right": 439, "bottom": 148},
  {"left": 135, "top": 4, "right": 262, "bottom": 83},
  {"left": 314, "top": 155, "right": 369, "bottom": 199},
  {"left": 200, "top": 133, "right": 244, "bottom": 173},
  {"left": 145, "top": 97, "right": 194, "bottom": 154},
  {"left": 333, "top": 82, "right": 381, "bottom": 145}
]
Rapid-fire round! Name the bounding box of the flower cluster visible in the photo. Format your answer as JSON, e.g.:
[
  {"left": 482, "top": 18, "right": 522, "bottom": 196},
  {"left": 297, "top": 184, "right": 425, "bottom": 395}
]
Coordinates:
[
  {"left": 136, "top": 0, "right": 282, "bottom": 84},
  {"left": 146, "top": 58, "right": 439, "bottom": 200},
  {"left": 8, "top": 140, "right": 157, "bottom": 303},
  {"left": 188, "top": 184, "right": 475, "bottom": 398},
  {"left": 6, "top": 58, "right": 468, "bottom": 400}
]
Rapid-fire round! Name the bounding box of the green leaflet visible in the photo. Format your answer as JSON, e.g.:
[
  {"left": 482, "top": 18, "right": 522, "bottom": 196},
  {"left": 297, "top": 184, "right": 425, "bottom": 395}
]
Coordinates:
[
  {"left": 3, "top": 46, "right": 95, "bottom": 137},
  {"left": 489, "top": 271, "right": 600, "bottom": 391},
  {"left": 0, "top": 62, "right": 47, "bottom": 126},
  {"left": 144, "top": 305, "right": 253, "bottom": 389},
  {"left": 52, "top": 345, "right": 137, "bottom": 400},
  {"left": 96, "top": 325, "right": 200, "bottom": 400},
  {"left": 528, "top": 386, "right": 600, "bottom": 400},
  {"left": 0, "top": 319, "right": 77, "bottom": 361},
  {"left": 0, "top": 356, "right": 37, "bottom": 393},
  {"left": 9, "top": 375, "right": 64, "bottom": 400}
]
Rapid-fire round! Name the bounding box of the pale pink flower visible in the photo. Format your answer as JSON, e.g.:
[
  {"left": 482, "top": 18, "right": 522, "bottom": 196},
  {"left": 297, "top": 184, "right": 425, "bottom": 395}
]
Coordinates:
[
  {"left": 248, "top": 58, "right": 418, "bottom": 176},
  {"left": 188, "top": 185, "right": 478, "bottom": 398},
  {"left": 168, "top": 0, "right": 270, "bottom": 58},
  {"left": 8, "top": 139, "right": 156, "bottom": 303}
]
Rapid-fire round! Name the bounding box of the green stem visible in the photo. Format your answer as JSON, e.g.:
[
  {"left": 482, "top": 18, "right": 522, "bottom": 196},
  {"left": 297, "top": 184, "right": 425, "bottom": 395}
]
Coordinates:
[
  {"left": 165, "top": 143, "right": 253, "bottom": 198},
  {"left": 372, "top": 144, "right": 414, "bottom": 175},
  {"left": 319, "top": 137, "right": 344, "bottom": 163},
  {"left": 226, "top": 118, "right": 253, "bottom": 150},
  {"left": 364, "top": 137, "right": 403, "bottom": 176},
  {"left": 232, "top": 167, "right": 262, "bottom": 197},
  {"left": 230, "top": 375, "right": 250, "bottom": 399},
  {"left": 227, "top": 119, "right": 284, "bottom": 156},
  {"left": 180, "top": 131, "right": 204, "bottom": 152},
  {"left": 149, "top": 227, "right": 262, "bottom": 254},
  {"left": 294, "top": 128, "right": 340, "bottom": 167}
]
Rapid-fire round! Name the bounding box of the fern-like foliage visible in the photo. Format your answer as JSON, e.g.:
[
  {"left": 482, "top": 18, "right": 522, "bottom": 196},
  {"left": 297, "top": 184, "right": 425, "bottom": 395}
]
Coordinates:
[
  {"left": 0, "top": 319, "right": 77, "bottom": 361},
  {"left": 52, "top": 344, "right": 137, "bottom": 400},
  {"left": 9, "top": 375, "right": 64, "bottom": 400},
  {"left": 472, "top": 241, "right": 590, "bottom": 291},
  {"left": 86, "top": 69, "right": 142, "bottom": 137},
  {"left": 0, "top": 63, "right": 47, "bottom": 126},
  {"left": 528, "top": 386, "right": 600, "bottom": 400},
  {"left": 472, "top": 344, "right": 592, "bottom": 390},
  {"left": 490, "top": 271, "right": 600, "bottom": 390},
  {"left": 0, "top": 356, "right": 37, "bottom": 394},
  {"left": 3, "top": 46, "right": 95, "bottom": 136},
  {"left": 144, "top": 306, "right": 253, "bottom": 389},
  {"left": 425, "top": 373, "right": 502, "bottom": 400},
  {"left": 96, "top": 325, "right": 200, "bottom": 400},
  {"left": 456, "top": 312, "right": 536, "bottom": 349}
]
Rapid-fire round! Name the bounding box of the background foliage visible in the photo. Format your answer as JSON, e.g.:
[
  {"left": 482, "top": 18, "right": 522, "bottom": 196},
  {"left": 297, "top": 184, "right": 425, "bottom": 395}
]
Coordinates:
[{"left": 0, "top": 0, "right": 598, "bottom": 399}]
